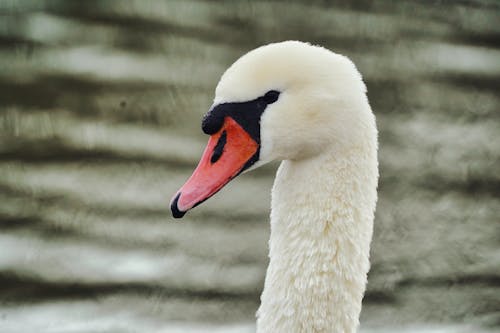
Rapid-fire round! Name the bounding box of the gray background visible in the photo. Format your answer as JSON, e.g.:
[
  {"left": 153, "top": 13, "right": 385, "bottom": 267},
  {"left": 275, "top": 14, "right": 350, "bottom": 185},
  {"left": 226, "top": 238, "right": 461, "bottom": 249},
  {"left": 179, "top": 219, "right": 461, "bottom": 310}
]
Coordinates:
[{"left": 0, "top": 1, "right": 499, "bottom": 332}]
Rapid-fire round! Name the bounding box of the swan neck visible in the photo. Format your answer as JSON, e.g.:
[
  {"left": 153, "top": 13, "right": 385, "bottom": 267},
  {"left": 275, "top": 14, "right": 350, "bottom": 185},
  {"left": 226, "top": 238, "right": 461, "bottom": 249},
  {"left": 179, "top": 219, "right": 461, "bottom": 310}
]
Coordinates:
[{"left": 257, "top": 146, "right": 378, "bottom": 333}]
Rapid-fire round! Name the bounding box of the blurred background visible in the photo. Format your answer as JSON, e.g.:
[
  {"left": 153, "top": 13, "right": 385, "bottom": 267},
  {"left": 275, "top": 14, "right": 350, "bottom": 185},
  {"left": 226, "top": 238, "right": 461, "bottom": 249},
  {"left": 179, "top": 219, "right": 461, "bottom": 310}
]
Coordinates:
[{"left": 0, "top": 1, "right": 499, "bottom": 332}]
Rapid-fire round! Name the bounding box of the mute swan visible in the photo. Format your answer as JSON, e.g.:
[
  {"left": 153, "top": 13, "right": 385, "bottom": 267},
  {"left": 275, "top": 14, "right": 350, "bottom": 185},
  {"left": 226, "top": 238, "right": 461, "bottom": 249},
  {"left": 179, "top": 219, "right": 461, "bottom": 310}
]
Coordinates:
[{"left": 170, "top": 41, "right": 378, "bottom": 333}]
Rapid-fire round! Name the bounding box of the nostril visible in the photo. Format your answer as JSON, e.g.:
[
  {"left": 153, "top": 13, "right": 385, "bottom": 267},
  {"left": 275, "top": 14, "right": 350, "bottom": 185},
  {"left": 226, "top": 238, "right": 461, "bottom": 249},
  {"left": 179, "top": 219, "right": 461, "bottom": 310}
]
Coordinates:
[
  {"left": 170, "top": 192, "right": 185, "bottom": 218},
  {"left": 211, "top": 130, "right": 227, "bottom": 164}
]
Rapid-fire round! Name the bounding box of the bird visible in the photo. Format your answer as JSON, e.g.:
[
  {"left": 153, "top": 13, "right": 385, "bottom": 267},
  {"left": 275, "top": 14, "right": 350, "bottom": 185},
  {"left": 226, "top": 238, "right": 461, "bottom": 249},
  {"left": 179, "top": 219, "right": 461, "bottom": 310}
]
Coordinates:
[{"left": 170, "top": 41, "right": 379, "bottom": 333}]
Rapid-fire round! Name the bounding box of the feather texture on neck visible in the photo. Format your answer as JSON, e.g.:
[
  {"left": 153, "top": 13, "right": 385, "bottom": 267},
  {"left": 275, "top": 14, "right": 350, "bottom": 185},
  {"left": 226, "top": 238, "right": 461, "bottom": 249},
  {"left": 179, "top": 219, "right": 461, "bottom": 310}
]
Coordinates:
[{"left": 257, "top": 133, "right": 378, "bottom": 333}]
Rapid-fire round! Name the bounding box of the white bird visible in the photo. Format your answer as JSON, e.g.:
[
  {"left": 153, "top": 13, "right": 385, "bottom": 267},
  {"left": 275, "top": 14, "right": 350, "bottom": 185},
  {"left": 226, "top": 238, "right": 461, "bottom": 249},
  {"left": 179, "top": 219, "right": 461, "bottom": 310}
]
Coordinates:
[{"left": 171, "top": 41, "right": 379, "bottom": 333}]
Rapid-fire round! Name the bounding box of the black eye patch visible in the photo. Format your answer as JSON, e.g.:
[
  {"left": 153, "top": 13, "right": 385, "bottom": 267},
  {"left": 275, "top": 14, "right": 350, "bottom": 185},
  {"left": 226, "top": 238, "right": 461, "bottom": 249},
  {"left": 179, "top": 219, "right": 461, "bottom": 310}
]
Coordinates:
[
  {"left": 202, "top": 90, "right": 280, "bottom": 137},
  {"left": 263, "top": 90, "right": 280, "bottom": 104}
]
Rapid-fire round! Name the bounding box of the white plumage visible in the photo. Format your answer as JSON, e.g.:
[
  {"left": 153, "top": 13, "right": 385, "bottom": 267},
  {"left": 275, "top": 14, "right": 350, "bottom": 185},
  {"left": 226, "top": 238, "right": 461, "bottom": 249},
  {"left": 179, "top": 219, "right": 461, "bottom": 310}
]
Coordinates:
[
  {"left": 174, "top": 40, "right": 379, "bottom": 333},
  {"left": 216, "top": 41, "right": 378, "bottom": 332}
]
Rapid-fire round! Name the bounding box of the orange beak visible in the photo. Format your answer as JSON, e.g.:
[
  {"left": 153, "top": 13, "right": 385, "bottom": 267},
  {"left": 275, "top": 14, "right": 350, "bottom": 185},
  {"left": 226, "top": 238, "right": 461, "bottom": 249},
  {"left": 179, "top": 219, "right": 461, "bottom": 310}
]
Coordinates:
[{"left": 170, "top": 116, "right": 259, "bottom": 218}]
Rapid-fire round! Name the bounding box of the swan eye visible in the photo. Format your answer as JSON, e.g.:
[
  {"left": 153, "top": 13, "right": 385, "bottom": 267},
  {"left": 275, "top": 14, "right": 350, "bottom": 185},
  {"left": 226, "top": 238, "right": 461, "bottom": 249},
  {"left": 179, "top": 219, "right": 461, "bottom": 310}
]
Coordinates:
[{"left": 263, "top": 90, "right": 280, "bottom": 104}]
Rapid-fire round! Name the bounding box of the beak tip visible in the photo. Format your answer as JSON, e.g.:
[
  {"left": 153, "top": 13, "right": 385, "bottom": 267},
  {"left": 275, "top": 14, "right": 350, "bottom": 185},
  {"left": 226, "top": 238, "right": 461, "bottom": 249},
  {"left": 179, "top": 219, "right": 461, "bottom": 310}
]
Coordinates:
[{"left": 170, "top": 192, "right": 186, "bottom": 219}]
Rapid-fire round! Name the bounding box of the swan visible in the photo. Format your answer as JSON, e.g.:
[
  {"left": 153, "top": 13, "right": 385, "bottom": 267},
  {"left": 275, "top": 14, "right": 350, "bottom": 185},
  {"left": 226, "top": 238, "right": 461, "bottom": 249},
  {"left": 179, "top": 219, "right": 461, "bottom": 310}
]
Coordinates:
[{"left": 170, "top": 41, "right": 378, "bottom": 333}]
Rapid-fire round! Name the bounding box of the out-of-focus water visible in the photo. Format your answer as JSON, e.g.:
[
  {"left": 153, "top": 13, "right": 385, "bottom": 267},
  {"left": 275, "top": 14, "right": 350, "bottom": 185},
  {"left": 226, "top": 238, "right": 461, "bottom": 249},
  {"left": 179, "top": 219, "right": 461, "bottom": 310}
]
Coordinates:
[{"left": 0, "top": 1, "right": 499, "bottom": 332}]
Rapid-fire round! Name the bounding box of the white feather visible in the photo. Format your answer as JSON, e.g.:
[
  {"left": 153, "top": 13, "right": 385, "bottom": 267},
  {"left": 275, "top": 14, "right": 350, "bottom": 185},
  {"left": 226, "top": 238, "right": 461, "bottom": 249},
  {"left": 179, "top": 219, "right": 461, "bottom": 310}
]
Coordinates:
[{"left": 216, "top": 41, "right": 379, "bottom": 333}]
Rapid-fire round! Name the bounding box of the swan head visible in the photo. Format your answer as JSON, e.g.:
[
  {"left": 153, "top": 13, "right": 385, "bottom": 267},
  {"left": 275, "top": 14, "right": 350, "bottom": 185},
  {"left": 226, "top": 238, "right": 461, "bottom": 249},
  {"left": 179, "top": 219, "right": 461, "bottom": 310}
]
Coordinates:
[{"left": 171, "top": 41, "right": 373, "bottom": 218}]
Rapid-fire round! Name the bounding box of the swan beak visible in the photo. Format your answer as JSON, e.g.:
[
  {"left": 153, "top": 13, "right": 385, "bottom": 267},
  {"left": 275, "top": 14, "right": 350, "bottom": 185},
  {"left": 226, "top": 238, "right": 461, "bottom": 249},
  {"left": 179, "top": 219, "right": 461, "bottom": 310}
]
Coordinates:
[{"left": 170, "top": 116, "right": 259, "bottom": 218}]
